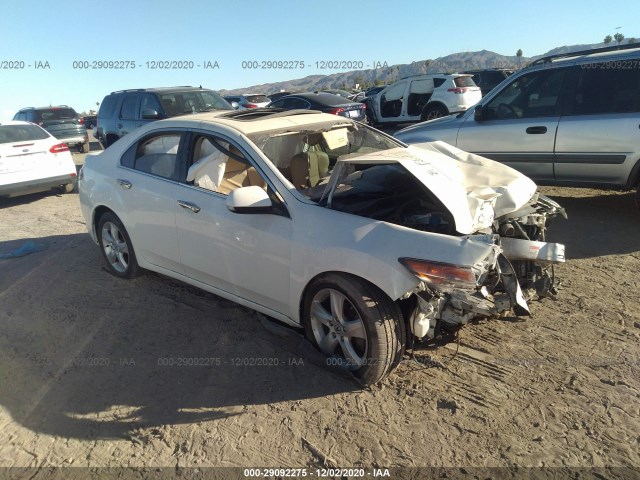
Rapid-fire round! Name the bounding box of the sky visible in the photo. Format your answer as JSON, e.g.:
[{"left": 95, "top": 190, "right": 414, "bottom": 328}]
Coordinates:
[{"left": 0, "top": 0, "right": 638, "bottom": 122}]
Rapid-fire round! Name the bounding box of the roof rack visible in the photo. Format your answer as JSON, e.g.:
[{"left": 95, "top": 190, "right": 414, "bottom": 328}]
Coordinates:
[
  {"left": 529, "top": 43, "right": 640, "bottom": 66},
  {"left": 109, "top": 86, "right": 196, "bottom": 94}
]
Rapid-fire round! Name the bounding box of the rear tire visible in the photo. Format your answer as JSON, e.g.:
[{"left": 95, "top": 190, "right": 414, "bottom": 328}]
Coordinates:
[
  {"left": 421, "top": 104, "right": 448, "bottom": 121},
  {"left": 302, "top": 273, "right": 405, "bottom": 385},
  {"left": 97, "top": 212, "right": 140, "bottom": 279}
]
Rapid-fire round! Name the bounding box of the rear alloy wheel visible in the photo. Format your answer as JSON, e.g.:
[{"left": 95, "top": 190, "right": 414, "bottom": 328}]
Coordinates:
[
  {"left": 421, "top": 105, "right": 448, "bottom": 121},
  {"left": 303, "top": 273, "right": 404, "bottom": 385},
  {"left": 97, "top": 212, "right": 139, "bottom": 278}
]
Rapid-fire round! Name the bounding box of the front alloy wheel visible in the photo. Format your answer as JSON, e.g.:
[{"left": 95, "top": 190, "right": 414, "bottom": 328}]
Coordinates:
[
  {"left": 309, "top": 288, "right": 368, "bottom": 369},
  {"left": 303, "top": 273, "right": 405, "bottom": 385}
]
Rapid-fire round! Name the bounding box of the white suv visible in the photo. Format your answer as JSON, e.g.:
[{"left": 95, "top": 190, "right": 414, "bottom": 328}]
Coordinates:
[{"left": 365, "top": 74, "right": 481, "bottom": 125}]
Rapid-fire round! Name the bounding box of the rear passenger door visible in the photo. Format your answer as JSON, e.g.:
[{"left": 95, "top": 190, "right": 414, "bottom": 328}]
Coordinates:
[
  {"left": 457, "top": 67, "right": 574, "bottom": 181},
  {"left": 118, "top": 94, "right": 141, "bottom": 138},
  {"left": 554, "top": 65, "right": 640, "bottom": 186},
  {"left": 117, "top": 130, "right": 186, "bottom": 273},
  {"left": 174, "top": 132, "right": 293, "bottom": 315}
]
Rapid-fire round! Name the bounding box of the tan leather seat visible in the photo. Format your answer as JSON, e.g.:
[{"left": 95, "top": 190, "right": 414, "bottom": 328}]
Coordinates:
[
  {"left": 218, "top": 158, "right": 267, "bottom": 194},
  {"left": 290, "top": 142, "right": 330, "bottom": 190}
]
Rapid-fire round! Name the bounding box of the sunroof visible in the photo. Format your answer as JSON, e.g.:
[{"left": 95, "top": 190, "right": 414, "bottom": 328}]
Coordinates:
[{"left": 218, "top": 108, "right": 322, "bottom": 121}]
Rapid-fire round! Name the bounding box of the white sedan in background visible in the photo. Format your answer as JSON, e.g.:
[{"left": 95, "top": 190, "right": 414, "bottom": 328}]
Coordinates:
[
  {"left": 0, "top": 121, "right": 77, "bottom": 197},
  {"left": 79, "top": 108, "right": 566, "bottom": 385}
]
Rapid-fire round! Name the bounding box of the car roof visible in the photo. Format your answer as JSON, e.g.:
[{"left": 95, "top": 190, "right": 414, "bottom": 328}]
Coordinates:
[
  {"left": 283, "top": 92, "right": 354, "bottom": 104},
  {"left": 19, "top": 105, "right": 75, "bottom": 111},
  {"left": 109, "top": 86, "right": 212, "bottom": 95},
  {"left": 152, "top": 109, "right": 348, "bottom": 135},
  {"left": 528, "top": 44, "right": 640, "bottom": 68},
  {"left": 1, "top": 120, "right": 36, "bottom": 126}
]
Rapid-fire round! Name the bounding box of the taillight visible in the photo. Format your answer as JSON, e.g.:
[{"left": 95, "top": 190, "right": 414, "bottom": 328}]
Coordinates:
[
  {"left": 447, "top": 87, "right": 469, "bottom": 94},
  {"left": 245, "top": 103, "right": 258, "bottom": 108},
  {"left": 361, "top": 104, "right": 366, "bottom": 109},
  {"left": 49, "top": 143, "right": 70, "bottom": 153},
  {"left": 79, "top": 118, "right": 85, "bottom": 124},
  {"left": 328, "top": 107, "right": 345, "bottom": 115}
]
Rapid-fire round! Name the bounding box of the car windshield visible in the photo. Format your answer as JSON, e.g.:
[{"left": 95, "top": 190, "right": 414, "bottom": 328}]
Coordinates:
[
  {"left": 249, "top": 120, "right": 403, "bottom": 200},
  {"left": 159, "top": 90, "right": 232, "bottom": 116},
  {"left": 0, "top": 124, "right": 49, "bottom": 144}
]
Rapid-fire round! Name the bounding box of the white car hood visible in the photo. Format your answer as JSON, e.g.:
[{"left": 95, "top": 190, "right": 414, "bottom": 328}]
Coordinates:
[{"left": 333, "top": 142, "right": 537, "bottom": 235}]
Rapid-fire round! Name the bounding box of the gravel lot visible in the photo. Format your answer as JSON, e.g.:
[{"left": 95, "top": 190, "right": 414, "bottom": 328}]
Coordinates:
[{"left": 0, "top": 144, "right": 638, "bottom": 477}]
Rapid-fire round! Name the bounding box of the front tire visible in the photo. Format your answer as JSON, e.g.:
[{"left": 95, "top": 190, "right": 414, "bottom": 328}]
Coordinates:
[
  {"left": 302, "top": 273, "right": 405, "bottom": 385},
  {"left": 97, "top": 212, "right": 139, "bottom": 278}
]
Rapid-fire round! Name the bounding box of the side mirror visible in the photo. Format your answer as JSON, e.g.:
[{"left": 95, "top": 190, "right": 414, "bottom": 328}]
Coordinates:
[
  {"left": 141, "top": 109, "right": 160, "bottom": 120},
  {"left": 474, "top": 105, "right": 485, "bottom": 122},
  {"left": 230, "top": 101, "right": 240, "bottom": 110},
  {"left": 226, "top": 186, "right": 272, "bottom": 213}
]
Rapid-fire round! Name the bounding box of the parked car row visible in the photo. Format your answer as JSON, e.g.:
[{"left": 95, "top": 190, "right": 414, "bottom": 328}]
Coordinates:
[
  {"left": 0, "top": 121, "right": 77, "bottom": 197},
  {"left": 395, "top": 44, "right": 640, "bottom": 199},
  {"left": 13, "top": 105, "right": 90, "bottom": 153}
]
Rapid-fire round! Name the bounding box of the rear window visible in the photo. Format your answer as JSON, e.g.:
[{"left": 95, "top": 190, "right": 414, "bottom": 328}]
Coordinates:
[
  {"left": 314, "top": 94, "right": 351, "bottom": 106},
  {"left": 35, "top": 108, "right": 78, "bottom": 122},
  {"left": 0, "top": 124, "right": 49, "bottom": 144},
  {"left": 454, "top": 76, "right": 477, "bottom": 87},
  {"left": 245, "top": 95, "right": 270, "bottom": 103}
]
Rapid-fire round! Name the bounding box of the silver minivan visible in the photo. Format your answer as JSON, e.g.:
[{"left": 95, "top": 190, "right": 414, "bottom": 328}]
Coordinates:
[{"left": 395, "top": 45, "right": 640, "bottom": 203}]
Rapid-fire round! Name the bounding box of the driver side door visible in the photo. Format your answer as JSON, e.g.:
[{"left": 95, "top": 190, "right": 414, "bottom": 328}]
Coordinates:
[
  {"left": 174, "top": 132, "right": 293, "bottom": 316},
  {"left": 456, "top": 67, "right": 574, "bottom": 181}
]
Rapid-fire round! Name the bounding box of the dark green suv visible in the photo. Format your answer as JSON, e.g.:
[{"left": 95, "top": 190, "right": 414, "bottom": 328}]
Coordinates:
[
  {"left": 97, "top": 86, "right": 232, "bottom": 148},
  {"left": 13, "top": 106, "right": 89, "bottom": 153}
]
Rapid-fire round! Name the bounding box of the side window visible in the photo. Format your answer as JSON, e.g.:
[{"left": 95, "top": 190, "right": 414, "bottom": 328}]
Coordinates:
[
  {"left": 120, "top": 95, "right": 139, "bottom": 120},
  {"left": 132, "top": 133, "right": 182, "bottom": 180},
  {"left": 269, "top": 99, "right": 285, "bottom": 108},
  {"left": 485, "top": 68, "right": 569, "bottom": 120},
  {"left": 99, "top": 95, "right": 118, "bottom": 118},
  {"left": 140, "top": 94, "right": 162, "bottom": 116},
  {"left": 433, "top": 78, "right": 446, "bottom": 88},
  {"left": 571, "top": 65, "right": 640, "bottom": 115},
  {"left": 185, "top": 135, "right": 267, "bottom": 195}
]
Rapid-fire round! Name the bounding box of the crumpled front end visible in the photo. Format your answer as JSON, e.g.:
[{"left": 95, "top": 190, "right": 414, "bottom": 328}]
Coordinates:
[{"left": 405, "top": 194, "right": 567, "bottom": 343}]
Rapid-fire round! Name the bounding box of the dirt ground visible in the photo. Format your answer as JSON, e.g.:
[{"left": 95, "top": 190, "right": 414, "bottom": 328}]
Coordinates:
[{"left": 0, "top": 149, "right": 638, "bottom": 478}]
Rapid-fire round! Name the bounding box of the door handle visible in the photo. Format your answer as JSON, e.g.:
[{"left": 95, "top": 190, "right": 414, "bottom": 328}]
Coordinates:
[
  {"left": 117, "top": 179, "right": 132, "bottom": 189},
  {"left": 177, "top": 200, "right": 201, "bottom": 213},
  {"left": 526, "top": 126, "right": 547, "bottom": 134}
]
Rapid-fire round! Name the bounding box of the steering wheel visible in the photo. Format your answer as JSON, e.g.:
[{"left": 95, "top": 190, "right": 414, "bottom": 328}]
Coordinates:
[{"left": 497, "top": 103, "right": 519, "bottom": 119}]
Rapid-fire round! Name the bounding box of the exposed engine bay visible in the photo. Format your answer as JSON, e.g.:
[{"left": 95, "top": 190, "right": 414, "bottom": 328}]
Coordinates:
[{"left": 318, "top": 150, "right": 567, "bottom": 345}]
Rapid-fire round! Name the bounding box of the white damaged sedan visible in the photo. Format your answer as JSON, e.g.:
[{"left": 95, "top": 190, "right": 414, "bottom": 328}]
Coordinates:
[{"left": 79, "top": 109, "right": 566, "bottom": 384}]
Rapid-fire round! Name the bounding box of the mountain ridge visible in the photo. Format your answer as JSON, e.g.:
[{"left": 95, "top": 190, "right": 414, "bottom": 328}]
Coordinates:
[{"left": 219, "top": 41, "right": 637, "bottom": 95}]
